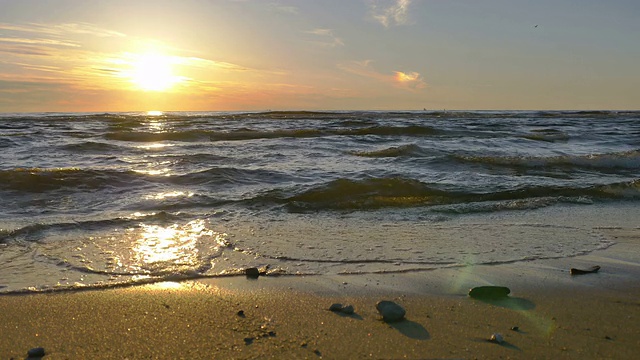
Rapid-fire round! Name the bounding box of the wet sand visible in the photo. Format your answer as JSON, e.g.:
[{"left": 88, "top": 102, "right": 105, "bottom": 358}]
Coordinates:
[{"left": 1, "top": 228, "right": 639, "bottom": 359}]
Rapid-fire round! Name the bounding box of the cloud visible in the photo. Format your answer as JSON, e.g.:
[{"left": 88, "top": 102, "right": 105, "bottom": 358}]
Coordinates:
[
  {"left": 52, "top": 23, "right": 126, "bottom": 38},
  {"left": 394, "top": 71, "right": 426, "bottom": 89},
  {"left": 184, "top": 57, "right": 251, "bottom": 72},
  {"left": 0, "top": 43, "right": 53, "bottom": 56},
  {"left": 0, "top": 74, "right": 76, "bottom": 91},
  {"left": 1, "top": 61, "right": 62, "bottom": 73},
  {"left": 269, "top": 3, "right": 298, "bottom": 14},
  {"left": 306, "top": 28, "right": 345, "bottom": 47},
  {"left": 0, "top": 37, "right": 81, "bottom": 47},
  {"left": 369, "top": 0, "right": 412, "bottom": 27},
  {"left": 0, "top": 22, "right": 125, "bottom": 38},
  {"left": 0, "top": 20, "right": 255, "bottom": 98},
  {"left": 338, "top": 60, "right": 426, "bottom": 90}
]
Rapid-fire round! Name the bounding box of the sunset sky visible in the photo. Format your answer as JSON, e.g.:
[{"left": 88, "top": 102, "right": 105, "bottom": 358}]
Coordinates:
[{"left": 0, "top": 0, "right": 638, "bottom": 112}]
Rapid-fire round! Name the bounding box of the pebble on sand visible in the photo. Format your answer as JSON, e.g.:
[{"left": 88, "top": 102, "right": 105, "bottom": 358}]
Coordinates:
[
  {"left": 329, "top": 303, "right": 355, "bottom": 315},
  {"left": 245, "top": 267, "right": 260, "bottom": 279},
  {"left": 341, "top": 305, "right": 355, "bottom": 315},
  {"left": 489, "top": 333, "right": 504, "bottom": 344},
  {"left": 376, "top": 300, "right": 406, "bottom": 322},
  {"left": 468, "top": 286, "right": 511, "bottom": 300},
  {"left": 27, "top": 347, "right": 46, "bottom": 357},
  {"left": 570, "top": 265, "right": 601, "bottom": 275}
]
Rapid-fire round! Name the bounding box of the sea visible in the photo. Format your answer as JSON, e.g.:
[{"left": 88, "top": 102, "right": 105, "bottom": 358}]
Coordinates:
[{"left": 1, "top": 110, "right": 639, "bottom": 294}]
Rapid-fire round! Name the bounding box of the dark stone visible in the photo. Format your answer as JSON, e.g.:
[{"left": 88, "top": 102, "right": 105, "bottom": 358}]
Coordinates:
[
  {"left": 489, "top": 333, "right": 504, "bottom": 344},
  {"left": 237, "top": 310, "right": 245, "bottom": 317},
  {"left": 511, "top": 326, "right": 519, "bottom": 331},
  {"left": 245, "top": 267, "right": 260, "bottom": 279},
  {"left": 244, "top": 337, "right": 254, "bottom": 345},
  {"left": 340, "top": 305, "right": 354, "bottom": 315},
  {"left": 468, "top": 286, "right": 511, "bottom": 300},
  {"left": 27, "top": 347, "right": 45, "bottom": 357},
  {"left": 329, "top": 303, "right": 355, "bottom": 315},
  {"left": 570, "top": 265, "right": 600, "bottom": 275},
  {"left": 376, "top": 300, "right": 406, "bottom": 322}
]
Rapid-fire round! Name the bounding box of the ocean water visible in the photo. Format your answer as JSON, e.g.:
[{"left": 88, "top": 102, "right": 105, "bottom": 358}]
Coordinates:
[{"left": 1, "top": 110, "right": 639, "bottom": 293}]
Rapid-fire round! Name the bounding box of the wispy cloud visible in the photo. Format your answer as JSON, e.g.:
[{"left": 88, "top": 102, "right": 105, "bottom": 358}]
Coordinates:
[
  {"left": 306, "top": 28, "right": 345, "bottom": 47},
  {"left": 0, "top": 37, "right": 81, "bottom": 47},
  {"left": 0, "top": 43, "right": 53, "bottom": 56},
  {"left": 0, "top": 21, "right": 253, "bottom": 97},
  {"left": 0, "top": 22, "right": 125, "bottom": 38},
  {"left": 0, "top": 61, "right": 62, "bottom": 74},
  {"left": 52, "top": 23, "right": 126, "bottom": 37},
  {"left": 338, "top": 60, "right": 426, "bottom": 90},
  {"left": 369, "top": 0, "right": 412, "bottom": 28},
  {"left": 269, "top": 3, "right": 298, "bottom": 14},
  {"left": 394, "top": 71, "right": 426, "bottom": 90},
  {"left": 185, "top": 57, "right": 251, "bottom": 72}
]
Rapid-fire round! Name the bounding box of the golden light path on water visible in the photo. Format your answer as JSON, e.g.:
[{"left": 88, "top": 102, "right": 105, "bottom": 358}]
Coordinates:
[
  {"left": 121, "top": 218, "right": 228, "bottom": 275},
  {"left": 136, "top": 143, "right": 175, "bottom": 150},
  {"left": 144, "top": 191, "right": 194, "bottom": 200}
]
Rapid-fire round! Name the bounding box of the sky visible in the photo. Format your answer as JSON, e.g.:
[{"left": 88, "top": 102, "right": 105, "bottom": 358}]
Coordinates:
[{"left": 0, "top": 0, "right": 638, "bottom": 112}]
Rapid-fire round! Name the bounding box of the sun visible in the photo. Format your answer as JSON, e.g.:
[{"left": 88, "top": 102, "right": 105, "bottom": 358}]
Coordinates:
[{"left": 128, "top": 53, "right": 182, "bottom": 91}]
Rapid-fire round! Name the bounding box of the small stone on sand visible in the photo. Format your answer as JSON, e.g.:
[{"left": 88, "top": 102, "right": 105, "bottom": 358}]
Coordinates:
[
  {"left": 341, "top": 305, "right": 355, "bottom": 315},
  {"left": 468, "top": 286, "right": 511, "bottom": 300},
  {"left": 570, "top": 265, "right": 601, "bottom": 275},
  {"left": 329, "top": 303, "right": 355, "bottom": 315},
  {"left": 245, "top": 267, "right": 260, "bottom": 279},
  {"left": 489, "top": 333, "right": 504, "bottom": 344},
  {"left": 376, "top": 300, "right": 406, "bottom": 322},
  {"left": 27, "top": 347, "right": 45, "bottom": 357}
]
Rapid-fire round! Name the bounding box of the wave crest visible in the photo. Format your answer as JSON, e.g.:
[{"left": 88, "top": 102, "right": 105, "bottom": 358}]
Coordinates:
[{"left": 281, "top": 177, "right": 640, "bottom": 211}]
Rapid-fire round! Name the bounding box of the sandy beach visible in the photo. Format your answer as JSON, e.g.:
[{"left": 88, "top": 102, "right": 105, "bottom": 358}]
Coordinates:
[{"left": 1, "top": 227, "right": 639, "bottom": 359}]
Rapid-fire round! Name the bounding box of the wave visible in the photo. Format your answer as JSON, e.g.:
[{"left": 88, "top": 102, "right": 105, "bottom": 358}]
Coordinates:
[
  {"left": 0, "top": 138, "right": 17, "bottom": 148},
  {"left": 522, "top": 128, "right": 570, "bottom": 142},
  {"left": 265, "top": 177, "right": 640, "bottom": 211},
  {"left": 533, "top": 110, "right": 635, "bottom": 118},
  {"left": 350, "top": 144, "right": 431, "bottom": 158},
  {"left": 0, "top": 211, "right": 187, "bottom": 244},
  {"left": 60, "top": 141, "right": 124, "bottom": 152},
  {"left": 0, "top": 168, "right": 146, "bottom": 192},
  {"left": 0, "top": 166, "right": 292, "bottom": 193},
  {"left": 3, "top": 110, "right": 638, "bottom": 123},
  {"left": 454, "top": 150, "right": 640, "bottom": 172},
  {"left": 169, "top": 167, "right": 292, "bottom": 186},
  {"left": 103, "top": 125, "right": 442, "bottom": 143}
]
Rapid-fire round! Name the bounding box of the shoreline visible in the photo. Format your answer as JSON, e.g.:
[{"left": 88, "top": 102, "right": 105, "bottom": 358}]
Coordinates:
[{"left": 2, "top": 228, "right": 639, "bottom": 359}]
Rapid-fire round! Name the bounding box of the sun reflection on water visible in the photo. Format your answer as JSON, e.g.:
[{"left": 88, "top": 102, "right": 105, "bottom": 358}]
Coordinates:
[
  {"left": 121, "top": 219, "right": 228, "bottom": 274},
  {"left": 145, "top": 191, "right": 194, "bottom": 200},
  {"left": 136, "top": 143, "right": 175, "bottom": 150},
  {"left": 133, "top": 168, "right": 171, "bottom": 176}
]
